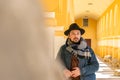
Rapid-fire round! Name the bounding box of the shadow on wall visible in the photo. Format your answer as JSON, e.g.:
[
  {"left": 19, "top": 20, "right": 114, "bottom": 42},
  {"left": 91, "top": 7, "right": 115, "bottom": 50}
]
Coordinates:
[{"left": 0, "top": 0, "right": 65, "bottom": 80}]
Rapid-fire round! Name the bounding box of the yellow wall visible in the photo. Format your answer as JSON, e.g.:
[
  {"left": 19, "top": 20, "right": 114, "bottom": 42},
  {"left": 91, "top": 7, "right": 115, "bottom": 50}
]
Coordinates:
[
  {"left": 43, "top": 0, "right": 75, "bottom": 36},
  {"left": 42, "top": 0, "right": 74, "bottom": 26},
  {"left": 97, "top": 0, "right": 120, "bottom": 62},
  {"left": 75, "top": 18, "right": 97, "bottom": 53}
]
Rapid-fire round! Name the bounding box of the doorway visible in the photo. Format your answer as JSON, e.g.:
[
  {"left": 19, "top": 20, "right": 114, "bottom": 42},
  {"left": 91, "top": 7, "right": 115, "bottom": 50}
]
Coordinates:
[{"left": 85, "top": 39, "right": 91, "bottom": 47}]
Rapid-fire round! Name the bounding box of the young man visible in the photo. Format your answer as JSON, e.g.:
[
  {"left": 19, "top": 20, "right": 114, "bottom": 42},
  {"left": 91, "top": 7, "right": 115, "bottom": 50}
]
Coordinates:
[{"left": 57, "top": 23, "right": 99, "bottom": 80}]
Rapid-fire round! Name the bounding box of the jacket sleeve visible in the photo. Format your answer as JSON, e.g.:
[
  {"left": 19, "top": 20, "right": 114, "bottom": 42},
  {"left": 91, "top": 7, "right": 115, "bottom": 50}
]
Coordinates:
[
  {"left": 56, "top": 45, "right": 67, "bottom": 69},
  {"left": 80, "top": 47, "right": 99, "bottom": 76}
]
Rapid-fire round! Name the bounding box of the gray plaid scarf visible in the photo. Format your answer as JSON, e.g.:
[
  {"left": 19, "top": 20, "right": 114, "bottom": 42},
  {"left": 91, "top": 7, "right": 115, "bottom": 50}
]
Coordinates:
[{"left": 66, "top": 37, "right": 91, "bottom": 58}]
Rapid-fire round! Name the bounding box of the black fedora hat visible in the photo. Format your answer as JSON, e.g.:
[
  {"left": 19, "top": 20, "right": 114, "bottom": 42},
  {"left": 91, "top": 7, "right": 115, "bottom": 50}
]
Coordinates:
[{"left": 64, "top": 23, "right": 85, "bottom": 36}]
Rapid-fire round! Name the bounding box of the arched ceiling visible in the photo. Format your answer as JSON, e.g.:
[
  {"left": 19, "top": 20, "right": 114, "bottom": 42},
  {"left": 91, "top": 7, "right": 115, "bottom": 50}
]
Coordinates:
[{"left": 74, "top": 0, "right": 115, "bottom": 20}]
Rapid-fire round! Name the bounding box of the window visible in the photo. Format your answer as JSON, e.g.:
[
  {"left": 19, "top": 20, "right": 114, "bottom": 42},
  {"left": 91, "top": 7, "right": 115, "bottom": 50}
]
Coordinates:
[{"left": 83, "top": 18, "right": 88, "bottom": 26}]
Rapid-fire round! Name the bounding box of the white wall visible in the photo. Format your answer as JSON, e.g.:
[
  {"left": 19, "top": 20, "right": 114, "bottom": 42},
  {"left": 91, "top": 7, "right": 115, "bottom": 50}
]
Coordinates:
[
  {"left": 46, "top": 27, "right": 55, "bottom": 59},
  {"left": 54, "top": 36, "right": 65, "bottom": 59},
  {"left": 46, "top": 27, "right": 65, "bottom": 59}
]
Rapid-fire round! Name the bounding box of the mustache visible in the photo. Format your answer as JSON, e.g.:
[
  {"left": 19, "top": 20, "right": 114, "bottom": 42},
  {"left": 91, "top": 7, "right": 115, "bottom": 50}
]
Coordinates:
[{"left": 73, "top": 37, "right": 79, "bottom": 39}]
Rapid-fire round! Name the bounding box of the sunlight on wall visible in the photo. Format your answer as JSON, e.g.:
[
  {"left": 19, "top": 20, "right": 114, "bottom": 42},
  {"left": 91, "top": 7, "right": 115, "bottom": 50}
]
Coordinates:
[{"left": 97, "top": 0, "right": 120, "bottom": 62}]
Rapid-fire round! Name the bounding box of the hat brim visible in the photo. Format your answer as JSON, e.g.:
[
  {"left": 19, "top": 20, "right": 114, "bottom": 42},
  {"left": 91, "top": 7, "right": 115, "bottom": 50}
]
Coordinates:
[{"left": 64, "top": 28, "right": 85, "bottom": 36}]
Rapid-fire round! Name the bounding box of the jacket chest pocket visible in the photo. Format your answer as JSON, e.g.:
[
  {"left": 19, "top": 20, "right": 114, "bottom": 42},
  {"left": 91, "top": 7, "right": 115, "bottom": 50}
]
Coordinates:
[{"left": 78, "top": 58, "right": 89, "bottom": 67}]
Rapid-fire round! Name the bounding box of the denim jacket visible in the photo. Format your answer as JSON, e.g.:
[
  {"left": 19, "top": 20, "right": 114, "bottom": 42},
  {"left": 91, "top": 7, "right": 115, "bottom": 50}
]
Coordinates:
[{"left": 57, "top": 45, "right": 99, "bottom": 80}]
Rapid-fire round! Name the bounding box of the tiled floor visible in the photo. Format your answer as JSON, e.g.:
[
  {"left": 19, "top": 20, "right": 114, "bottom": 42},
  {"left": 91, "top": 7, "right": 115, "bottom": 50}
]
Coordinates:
[{"left": 96, "top": 58, "right": 120, "bottom": 80}]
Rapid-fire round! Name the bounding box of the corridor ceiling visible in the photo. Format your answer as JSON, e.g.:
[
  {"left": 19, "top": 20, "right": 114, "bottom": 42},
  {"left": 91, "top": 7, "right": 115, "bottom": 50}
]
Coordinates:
[{"left": 74, "top": 0, "right": 115, "bottom": 20}]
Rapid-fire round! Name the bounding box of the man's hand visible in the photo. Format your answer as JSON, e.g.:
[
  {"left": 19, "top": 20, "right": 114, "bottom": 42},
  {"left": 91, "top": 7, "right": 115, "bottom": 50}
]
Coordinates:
[
  {"left": 63, "top": 69, "right": 72, "bottom": 79},
  {"left": 71, "top": 67, "right": 81, "bottom": 78}
]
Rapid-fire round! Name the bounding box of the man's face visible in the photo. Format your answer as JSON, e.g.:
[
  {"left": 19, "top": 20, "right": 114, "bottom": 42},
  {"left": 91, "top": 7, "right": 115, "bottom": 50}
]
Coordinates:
[{"left": 68, "top": 30, "right": 81, "bottom": 43}]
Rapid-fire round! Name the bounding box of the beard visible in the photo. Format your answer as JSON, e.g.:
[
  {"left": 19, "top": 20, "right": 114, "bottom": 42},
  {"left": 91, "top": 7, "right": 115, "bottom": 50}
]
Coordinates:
[{"left": 70, "top": 38, "right": 80, "bottom": 44}]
